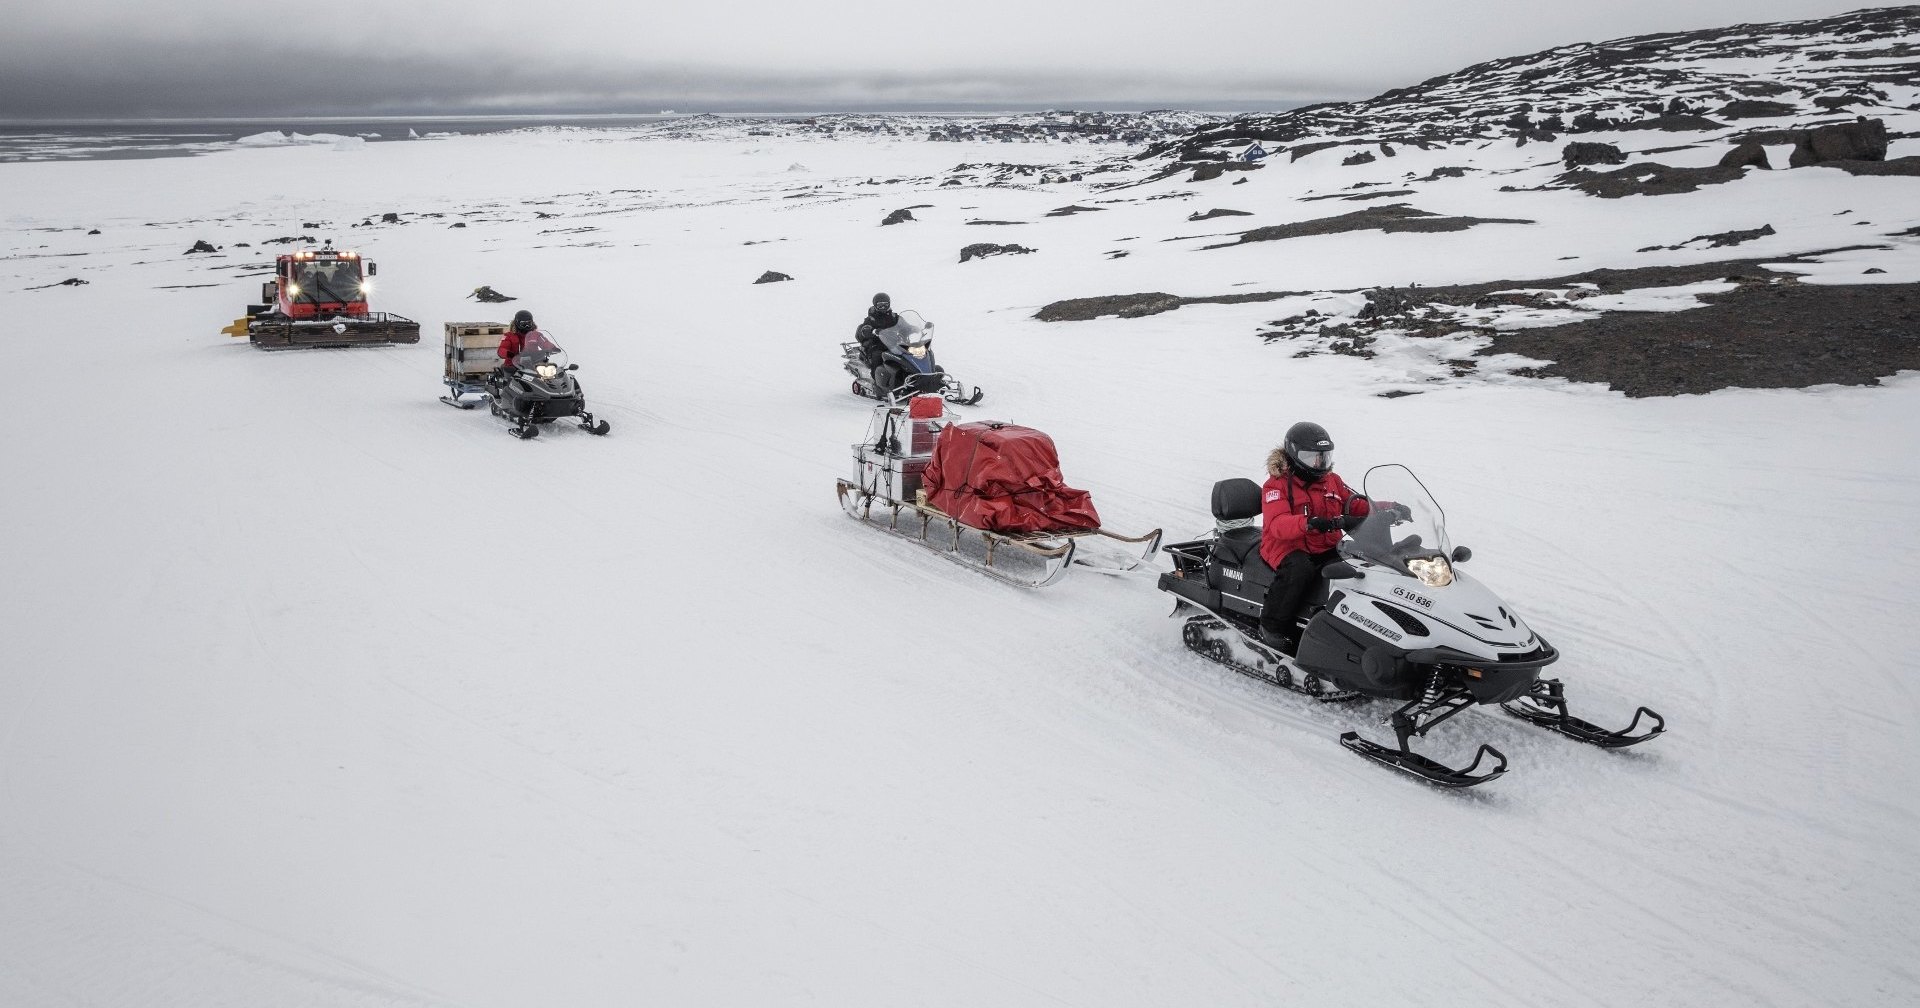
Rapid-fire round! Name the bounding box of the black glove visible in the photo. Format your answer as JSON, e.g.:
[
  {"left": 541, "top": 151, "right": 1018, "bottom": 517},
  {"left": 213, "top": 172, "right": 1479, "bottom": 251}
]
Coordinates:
[{"left": 1306, "top": 516, "right": 1342, "bottom": 533}]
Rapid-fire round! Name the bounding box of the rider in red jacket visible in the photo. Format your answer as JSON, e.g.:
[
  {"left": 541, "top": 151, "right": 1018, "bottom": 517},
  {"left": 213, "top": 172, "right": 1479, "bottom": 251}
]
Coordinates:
[
  {"left": 1258, "top": 421, "right": 1369, "bottom": 652},
  {"left": 497, "top": 310, "right": 558, "bottom": 371}
]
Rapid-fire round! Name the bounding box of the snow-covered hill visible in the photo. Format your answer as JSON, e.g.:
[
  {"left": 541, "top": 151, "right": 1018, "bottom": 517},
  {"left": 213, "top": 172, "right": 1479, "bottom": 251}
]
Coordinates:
[
  {"left": 2, "top": 9, "right": 1916, "bottom": 1008},
  {"left": 1151, "top": 5, "right": 1920, "bottom": 157}
]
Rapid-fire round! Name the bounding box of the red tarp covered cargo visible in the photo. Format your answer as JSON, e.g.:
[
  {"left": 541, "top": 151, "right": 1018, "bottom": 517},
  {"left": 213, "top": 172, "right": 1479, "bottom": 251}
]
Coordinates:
[{"left": 922, "top": 422, "right": 1101, "bottom": 534}]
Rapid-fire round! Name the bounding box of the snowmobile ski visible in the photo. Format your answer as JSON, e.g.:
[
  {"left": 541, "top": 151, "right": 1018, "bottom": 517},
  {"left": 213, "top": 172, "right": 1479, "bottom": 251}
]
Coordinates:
[
  {"left": 1500, "top": 679, "right": 1665, "bottom": 748},
  {"left": 1338, "top": 731, "right": 1509, "bottom": 789}
]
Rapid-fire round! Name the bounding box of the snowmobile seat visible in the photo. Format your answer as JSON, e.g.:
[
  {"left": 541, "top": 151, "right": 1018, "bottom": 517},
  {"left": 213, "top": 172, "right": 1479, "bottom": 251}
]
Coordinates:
[{"left": 1207, "top": 478, "right": 1276, "bottom": 592}]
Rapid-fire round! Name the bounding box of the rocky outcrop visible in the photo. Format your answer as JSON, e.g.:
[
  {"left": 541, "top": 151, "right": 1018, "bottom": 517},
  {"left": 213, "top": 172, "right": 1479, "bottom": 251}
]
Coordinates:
[
  {"left": 959, "top": 243, "right": 1036, "bottom": 263},
  {"left": 753, "top": 271, "right": 793, "bottom": 284},
  {"left": 881, "top": 208, "right": 916, "bottom": 226},
  {"left": 1187, "top": 208, "right": 1253, "bottom": 222},
  {"left": 1206, "top": 204, "right": 1532, "bottom": 248},
  {"left": 184, "top": 240, "right": 217, "bottom": 254},
  {"left": 469, "top": 286, "right": 516, "bottom": 303},
  {"left": 1719, "top": 99, "right": 1797, "bottom": 119},
  {"left": 1562, "top": 142, "right": 1627, "bottom": 168},
  {"left": 1637, "top": 224, "right": 1776, "bottom": 251},
  {"left": 1036, "top": 293, "right": 1183, "bottom": 322},
  {"left": 1788, "top": 118, "right": 1890, "bottom": 166},
  {"left": 1555, "top": 162, "right": 1746, "bottom": 198},
  {"left": 1341, "top": 150, "right": 1377, "bottom": 166},
  {"left": 1718, "top": 142, "right": 1772, "bottom": 169}
]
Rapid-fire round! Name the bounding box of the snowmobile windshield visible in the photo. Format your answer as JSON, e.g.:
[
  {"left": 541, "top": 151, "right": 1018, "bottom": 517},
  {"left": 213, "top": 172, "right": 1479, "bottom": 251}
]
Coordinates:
[
  {"left": 878, "top": 310, "right": 934, "bottom": 354},
  {"left": 289, "top": 260, "right": 364, "bottom": 304},
  {"left": 511, "top": 333, "right": 569, "bottom": 376},
  {"left": 1348, "top": 464, "right": 1456, "bottom": 585}
]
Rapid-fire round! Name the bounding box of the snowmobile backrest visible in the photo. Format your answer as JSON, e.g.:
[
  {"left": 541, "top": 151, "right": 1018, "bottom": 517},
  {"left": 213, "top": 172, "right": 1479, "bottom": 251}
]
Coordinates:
[{"left": 1211, "top": 478, "right": 1263, "bottom": 522}]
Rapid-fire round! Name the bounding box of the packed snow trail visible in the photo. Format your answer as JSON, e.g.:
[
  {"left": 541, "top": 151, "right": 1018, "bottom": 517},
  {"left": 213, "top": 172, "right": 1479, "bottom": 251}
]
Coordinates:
[{"left": 0, "top": 128, "right": 1915, "bottom": 1007}]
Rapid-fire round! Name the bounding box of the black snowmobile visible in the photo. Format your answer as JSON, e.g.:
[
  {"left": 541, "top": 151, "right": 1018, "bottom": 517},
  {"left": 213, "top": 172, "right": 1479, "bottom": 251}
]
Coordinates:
[
  {"left": 1159, "top": 464, "right": 1663, "bottom": 788},
  {"left": 842, "top": 310, "right": 983, "bottom": 405},
  {"left": 446, "top": 335, "right": 610, "bottom": 440}
]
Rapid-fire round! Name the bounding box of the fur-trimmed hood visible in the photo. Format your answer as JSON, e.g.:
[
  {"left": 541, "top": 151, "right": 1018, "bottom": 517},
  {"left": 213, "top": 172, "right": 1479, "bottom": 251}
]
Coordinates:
[{"left": 1266, "top": 446, "right": 1289, "bottom": 479}]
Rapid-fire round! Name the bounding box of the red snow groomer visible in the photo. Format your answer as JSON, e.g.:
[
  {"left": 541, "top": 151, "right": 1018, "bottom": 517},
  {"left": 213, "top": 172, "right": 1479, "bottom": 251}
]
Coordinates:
[
  {"left": 836, "top": 395, "right": 1160, "bottom": 588},
  {"left": 225, "top": 241, "right": 419, "bottom": 350}
]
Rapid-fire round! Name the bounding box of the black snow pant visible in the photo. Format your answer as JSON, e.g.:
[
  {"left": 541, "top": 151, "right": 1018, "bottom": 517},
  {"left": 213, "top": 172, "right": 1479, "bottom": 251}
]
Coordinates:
[{"left": 1259, "top": 549, "right": 1340, "bottom": 645}]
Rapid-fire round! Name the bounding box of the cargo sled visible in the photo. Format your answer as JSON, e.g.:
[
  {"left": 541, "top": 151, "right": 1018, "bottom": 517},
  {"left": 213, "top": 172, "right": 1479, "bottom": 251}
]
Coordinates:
[{"left": 835, "top": 397, "right": 1160, "bottom": 588}]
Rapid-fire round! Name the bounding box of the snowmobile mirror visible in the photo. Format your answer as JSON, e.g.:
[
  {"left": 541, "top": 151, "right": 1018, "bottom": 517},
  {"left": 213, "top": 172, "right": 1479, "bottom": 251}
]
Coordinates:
[
  {"left": 366, "top": 262, "right": 377, "bottom": 276},
  {"left": 1451, "top": 546, "right": 1472, "bottom": 563},
  {"left": 1322, "top": 560, "right": 1364, "bottom": 580},
  {"left": 567, "top": 364, "right": 579, "bottom": 371}
]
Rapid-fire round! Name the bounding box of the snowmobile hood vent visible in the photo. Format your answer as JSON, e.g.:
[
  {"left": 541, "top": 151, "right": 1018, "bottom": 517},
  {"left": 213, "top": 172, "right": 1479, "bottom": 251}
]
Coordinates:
[{"left": 1373, "top": 601, "right": 1431, "bottom": 637}]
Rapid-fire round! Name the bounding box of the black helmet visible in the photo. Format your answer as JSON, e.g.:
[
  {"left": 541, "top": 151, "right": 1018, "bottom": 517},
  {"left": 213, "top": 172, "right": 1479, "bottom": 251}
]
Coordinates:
[
  {"left": 871, "top": 292, "right": 891, "bottom": 309},
  {"left": 1283, "top": 421, "right": 1334, "bottom": 481},
  {"left": 511, "top": 309, "right": 535, "bottom": 333}
]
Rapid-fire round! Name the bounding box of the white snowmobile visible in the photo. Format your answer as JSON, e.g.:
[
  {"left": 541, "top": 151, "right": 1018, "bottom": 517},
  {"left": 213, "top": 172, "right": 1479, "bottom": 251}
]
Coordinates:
[
  {"left": 842, "top": 310, "right": 984, "bottom": 405},
  {"left": 1159, "top": 464, "right": 1663, "bottom": 787}
]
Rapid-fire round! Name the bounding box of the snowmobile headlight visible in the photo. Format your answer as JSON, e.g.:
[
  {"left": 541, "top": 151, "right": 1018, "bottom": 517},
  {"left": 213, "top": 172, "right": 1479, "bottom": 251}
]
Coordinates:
[
  {"left": 907, "top": 343, "right": 929, "bottom": 358},
  {"left": 1407, "top": 555, "right": 1454, "bottom": 588},
  {"left": 535, "top": 363, "right": 560, "bottom": 380}
]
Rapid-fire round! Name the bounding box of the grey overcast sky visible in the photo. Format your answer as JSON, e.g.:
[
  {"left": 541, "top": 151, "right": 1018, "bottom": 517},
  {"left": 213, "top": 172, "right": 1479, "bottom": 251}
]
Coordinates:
[{"left": 0, "top": 1, "right": 1892, "bottom": 118}]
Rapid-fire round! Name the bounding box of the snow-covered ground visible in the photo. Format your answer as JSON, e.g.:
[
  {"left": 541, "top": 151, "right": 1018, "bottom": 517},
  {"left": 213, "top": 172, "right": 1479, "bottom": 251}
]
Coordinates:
[{"left": 2, "top": 124, "right": 1917, "bottom": 1007}]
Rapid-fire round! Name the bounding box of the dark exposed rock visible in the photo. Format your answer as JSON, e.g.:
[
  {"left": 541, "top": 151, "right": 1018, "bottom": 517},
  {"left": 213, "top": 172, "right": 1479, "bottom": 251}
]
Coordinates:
[
  {"left": 1788, "top": 118, "right": 1889, "bottom": 166},
  {"left": 1562, "top": 142, "right": 1627, "bottom": 168},
  {"left": 1206, "top": 204, "right": 1532, "bottom": 249},
  {"left": 753, "top": 271, "right": 793, "bottom": 284},
  {"left": 881, "top": 208, "right": 917, "bottom": 226},
  {"left": 1816, "top": 155, "right": 1920, "bottom": 177},
  {"left": 1187, "top": 208, "right": 1253, "bottom": 221},
  {"left": 1555, "top": 162, "right": 1746, "bottom": 198},
  {"left": 1045, "top": 205, "right": 1105, "bottom": 216},
  {"left": 27, "top": 277, "right": 88, "bottom": 289},
  {"left": 1302, "top": 189, "right": 1418, "bottom": 202},
  {"left": 86, "top": 229, "right": 101, "bottom": 235},
  {"left": 1036, "top": 288, "right": 1313, "bottom": 322},
  {"left": 1637, "top": 224, "right": 1775, "bottom": 252},
  {"left": 1614, "top": 113, "right": 1727, "bottom": 131},
  {"left": 263, "top": 235, "right": 317, "bottom": 245},
  {"left": 469, "top": 286, "right": 516, "bottom": 303},
  {"left": 1342, "top": 150, "right": 1377, "bottom": 166},
  {"left": 184, "top": 240, "right": 217, "bottom": 254},
  {"left": 380, "top": 212, "right": 401, "bottom": 224},
  {"left": 1718, "top": 141, "right": 1772, "bottom": 169},
  {"left": 964, "top": 220, "right": 1026, "bottom": 226},
  {"left": 450, "top": 222, "right": 467, "bottom": 228},
  {"left": 233, "top": 242, "right": 251, "bottom": 247},
  {"left": 1414, "top": 166, "right": 1472, "bottom": 181},
  {"left": 1232, "top": 177, "right": 1248, "bottom": 185},
  {"left": 1865, "top": 268, "right": 1887, "bottom": 274},
  {"left": 1719, "top": 99, "right": 1798, "bottom": 119},
  {"left": 1486, "top": 278, "right": 1920, "bottom": 396},
  {"left": 1035, "top": 292, "right": 1183, "bottom": 321},
  {"left": 959, "top": 243, "right": 1036, "bottom": 263},
  {"left": 1189, "top": 162, "right": 1262, "bottom": 182},
  {"left": 1290, "top": 141, "right": 1347, "bottom": 161}
]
